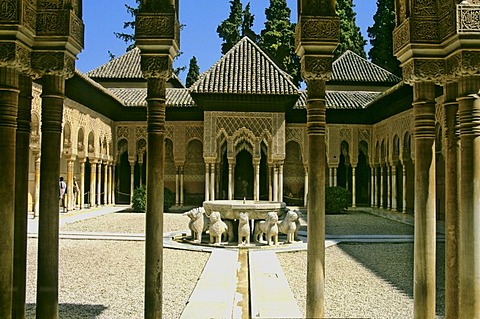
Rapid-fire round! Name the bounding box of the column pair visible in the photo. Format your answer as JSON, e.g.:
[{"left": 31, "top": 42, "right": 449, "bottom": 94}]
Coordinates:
[
  {"left": 175, "top": 165, "right": 184, "bottom": 207},
  {"left": 204, "top": 162, "right": 216, "bottom": 201}
]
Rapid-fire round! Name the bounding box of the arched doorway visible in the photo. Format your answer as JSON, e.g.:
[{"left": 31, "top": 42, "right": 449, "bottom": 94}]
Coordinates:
[{"left": 234, "top": 150, "right": 253, "bottom": 199}]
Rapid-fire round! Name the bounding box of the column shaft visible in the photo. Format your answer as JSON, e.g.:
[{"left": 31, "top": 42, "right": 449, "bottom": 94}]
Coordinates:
[
  {"left": 402, "top": 164, "right": 407, "bottom": 213},
  {"left": 103, "top": 163, "right": 108, "bottom": 204},
  {"left": 380, "top": 166, "right": 384, "bottom": 208},
  {"left": 79, "top": 159, "right": 85, "bottom": 209},
  {"left": 144, "top": 77, "right": 166, "bottom": 319},
  {"left": 304, "top": 166, "right": 308, "bottom": 207},
  {"left": 90, "top": 162, "right": 96, "bottom": 207},
  {"left": 129, "top": 162, "right": 135, "bottom": 205},
  {"left": 175, "top": 167, "right": 179, "bottom": 206},
  {"left": 412, "top": 81, "right": 436, "bottom": 319},
  {"left": 34, "top": 155, "right": 41, "bottom": 217},
  {"left": 351, "top": 167, "right": 356, "bottom": 208},
  {"left": 333, "top": 167, "right": 337, "bottom": 186},
  {"left": 371, "top": 167, "right": 375, "bottom": 207},
  {"left": 36, "top": 74, "right": 66, "bottom": 319},
  {"left": 273, "top": 165, "right": 278, "bottom": 202},
  {"left": 457, "top": 76, "right": 480, "bottom": 318},
  {"left": 0, "top": 67, "right": 19, "bottom": 319},
  {"left": 444, "top": 82, "right": 459, "bottom": 319},
  {"left": 387, "top": 165, "right": 391, "bottom": 209},
  {"left": 96, "top": 162, "right": 102, "bottom": 205},
  {"left": 112, "top": 165, "right": 116, "bottom": 205},
  {"left": 180, "top": 166, "right": 184, "bottom": 207},
  {"left": 329, "top": 167, "right": 333, "bottom": 187},
  {"left": 210, "top": 163, "right": 215, "bottom": 201},
  {"left": 306, "top": 80, "right": 327, "bottom": 318},
  {"left": 13, "top": 74, "right": 31, "bottom": 319},
  {"left": 228, "top": 163, "right": 233, "bottom": 200},
  {"left": 392, "top": 165, "right": 397, "bottom": 211},
  {"left": 278, "top": 164, "right": 284, "bottom": 202},
  {"left": 205, "top": 163, "right": 209, "bottom": 201},
  {"left": 66, "top": 159, "right": 74, "bottom": 211}
]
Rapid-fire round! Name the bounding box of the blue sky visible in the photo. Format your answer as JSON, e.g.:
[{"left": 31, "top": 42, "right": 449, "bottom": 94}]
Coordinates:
[{"left": 77, "top": 0, "right": 377, "bottom": 83}]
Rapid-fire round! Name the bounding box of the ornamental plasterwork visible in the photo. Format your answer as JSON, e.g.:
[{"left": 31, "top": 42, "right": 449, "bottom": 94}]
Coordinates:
[
  {"left": 205, "top": 111, "right": 285, "bottom": 160},
  {"left": 457, "top": 2, "right": 480, "bottom": 33},
  {"left": 286, "top": 125, "right": 306, "bottom": 162},
  {"left": 413, "top": 0, "right": 437, "bottom": 17}
]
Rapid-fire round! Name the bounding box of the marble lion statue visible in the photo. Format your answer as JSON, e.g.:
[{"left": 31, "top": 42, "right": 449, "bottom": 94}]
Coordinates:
[
  {"left": 238, "top": 212, "right": 251, "bottom": 245},
  {"left": 278, "top": 208, "right": 299, "bottom": 243},
  {"left": 209, "top": 211, "right": 228, "bottom": 245},
  {"left": 254, "top": 211, "right": 279, "bottom": 246},
  {"left": 184, "top": 207, "right": 208, "bottom": 242}
]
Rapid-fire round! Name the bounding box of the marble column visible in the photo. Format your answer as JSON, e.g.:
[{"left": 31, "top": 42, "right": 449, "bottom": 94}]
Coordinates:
[
  {"left": 412, "top": 81, "right": 436, "bottom": 318},
  {"left": 205, "top": 163, "right": 210, "bottom": 201},
  {"left": 329, "top": 167, "right": 333, "bottom": 187},
  {"left": 34, "top": 153, "right": 41, "bottom": 217},
  {"left": 333, "top": 167, "right": 337, "bottom": 186},
  {"left": 103, "top": 162, "right": 108, "bottom": 205},
  {"left": 351, "top": 166, "right": 356, "bottom": 208},
  {"left": 444, "top": 81, "right": 459, "bottom": 319},
  {"left": 273, "top": 164, "right": 278, "bottom": 202},
  {"left": 254, "top": 160, "right": 260, "bottom": 201},
  {"left": 304, "top": 166, "right": 308, "bottom": 207},
  {"left": 139, "top": 160, "right": 144, "bottom": 186},
  {"left": 180, "top": 166, "right": 184, "bottom": 207},
  {"left": 79, "top": 158, "right": 86, "bottom": 209},
  {"left": 108, "top": 164, "right": 113, "bottom": 205},
  {"left": 380, "top": 166, "right": 384, "bottom": 208},
  {"left": 392, "top": 165, "right": 397, "bottom": 211},
  {"left": 402, "top": 164, "right": 407, "bottom": 213},
  {"left": 210, "top": 163, "right": 215, "bottom": 201},
  {"left": 305, "top": 78, "right": 328, "bottom": 318},
  {"left": 13, "top": 74, "right": 32, "bottom": 319},
  {"left": 268, "top": 164, "right": 273, "bottom": 201},
  {"left": 386, "top": 165, "right": 391, "bottom": 209},
  {"left": 0, "top": 67, "right": 19, "bottom": 318},
  {"left": 36, "top": 74, "right": 67, "bottom": 318},
  {"left": 66, "top": 158, "right": 75, "bottom": 211},
  {"left": 129, "top": 161, "right": 135, "bottom": 205},
  {"left": 112, "top": 165, "right": 116, "bottom": 205},
  {"left": 175, "top": 166, "right": 179, "bottom": 207},
  {"left": 90, "top": 161, "right": 97, "bottom": 208},
  {"left": 228, "top": 162, "right": 233, "bottom": 200},
  {"left": 457, "top": 76, "right": 480, "bottom": 318},
  {"left": 96, "top": 162, "right": 102, "bottom": 205},
  {"left": 278, "top": 163, "right": 284, "bottom": 202},
  {"left": 371, "top": 167, "right": 375, "bottom": 208},
  {"left": 142, "top": 75, "right": 169, "bottom": 319}
]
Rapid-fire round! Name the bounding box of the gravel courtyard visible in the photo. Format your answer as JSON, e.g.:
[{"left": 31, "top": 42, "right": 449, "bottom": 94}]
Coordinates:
[{"left": 24, "top": 210, "right": 445, "bottom": 318}]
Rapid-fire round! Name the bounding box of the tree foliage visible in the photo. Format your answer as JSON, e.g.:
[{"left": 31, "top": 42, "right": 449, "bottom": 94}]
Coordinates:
[
  {"left": 217, "top": 0, "right": 244, "bottom": 55},
  {"left": 260, "top": 0, "right": 301, "bottom": 86},
  {"left": 185, "top": 56, "right": 200, "bottom": 87},
  {"left": 335, "top": 0, "right": 367, "bottom": 58},
  {"left": 368, "top": 0, "right": 401, "bottom": 77}
]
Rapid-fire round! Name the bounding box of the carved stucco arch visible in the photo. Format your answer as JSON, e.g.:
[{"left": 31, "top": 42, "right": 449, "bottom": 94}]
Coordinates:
[{"left": 232, "top": 127, "right": 258, "bottom": 158}]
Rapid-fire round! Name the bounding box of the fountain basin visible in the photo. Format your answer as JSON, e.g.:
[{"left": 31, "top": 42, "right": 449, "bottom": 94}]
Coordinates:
[{"left": 203, "top": 200, "right": 286, "bottom": 220}]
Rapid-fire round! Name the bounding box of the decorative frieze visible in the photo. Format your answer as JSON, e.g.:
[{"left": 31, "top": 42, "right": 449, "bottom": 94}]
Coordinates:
[
  {"left": 0, "top": 0, "right": 18, "bottom": 22},
  {"left": 140, "top": 55, "right": 172, "bottom": 79},
  {"left": 0, "top": 42, "right": 31, "bottom": 71},
  {"left": 446, "top": 51, "right": 480, "bottom": 78},
  {"left": 136, "top": 13, "right": 175, "bottom": 38},
  {"left": 297, "top": 17, "right": 340, "bottom": 42},
  {"left": 393, "top": 20, "right": 410, "bottom": 54},
  {"left": 402, "top": 58, "right": 445, "bottom": 84},
  {"left": 301, "top": 56, "right": 333, "bottom": 81},
  {"left": 31, "top": 51, "right": 75, "bottom": 78},
  {"left": 457, "top": 2, "right": 480, "bottom": 33},
  {"left": 412, "top": 0, "right": 437, "bottom": 17}
]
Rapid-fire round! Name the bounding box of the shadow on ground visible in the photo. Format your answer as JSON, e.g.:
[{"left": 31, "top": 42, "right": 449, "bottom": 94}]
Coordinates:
[
  {"left": 26, "top": 303, "right": 108, "bottom": 318},
  {"left": 338, "top": 239, "right": 445, "bottom": 317}
]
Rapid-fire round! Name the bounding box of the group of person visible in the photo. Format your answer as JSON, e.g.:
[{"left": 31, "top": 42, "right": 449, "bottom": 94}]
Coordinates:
[{"left": 59, "top": 176, "right": 80, "bottom": 213}]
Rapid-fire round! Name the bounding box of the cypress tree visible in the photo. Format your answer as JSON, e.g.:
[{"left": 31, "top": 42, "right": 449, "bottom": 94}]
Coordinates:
[
  {"left": 368, "top": 0, "right": 402, "bottom": 76},
  {"left": 259, "top": 0, "right": 301, "bottom": 86},
  {"left": 335, "top": 0, "right": 367, "bottom": 58},
  {"left": 185, "top": 56, "right": 200, "bottom": 87},
  {"left": 217, "top": 0, "right": 243, "bottom": 54},
  {"left": 242, "top": 3, "right": 257, "bottom": 41}
]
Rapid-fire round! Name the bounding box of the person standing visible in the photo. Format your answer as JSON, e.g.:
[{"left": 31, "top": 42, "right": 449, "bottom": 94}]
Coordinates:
[
  {"left": 73, "top": 176, "right": 80, "bottom": 209},
  {"left": 59, "top": 176, "right": 67, "bottom": 213}
]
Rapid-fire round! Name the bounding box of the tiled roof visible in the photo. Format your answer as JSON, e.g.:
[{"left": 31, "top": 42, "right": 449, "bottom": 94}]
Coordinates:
[
  {"left": 107, "top": 88, "right": 195, "bottom": 108},
  {"left": 190, "top": 37, "right": 298, "bottom": 95},
  {"left": 331, "top": 51, "right": 401, "bottom": 84},
  {"left": 87, "top": 48, "right": 142, "bottom": 79},
  {"left": 294, "top": 90, "right": 382, "bottom": 110},
  {"left": 74, "top": 69, "right": 124, "bottom": 103},
  {"left": 85, "top": 48, "right": 184, "bottom": 86}
]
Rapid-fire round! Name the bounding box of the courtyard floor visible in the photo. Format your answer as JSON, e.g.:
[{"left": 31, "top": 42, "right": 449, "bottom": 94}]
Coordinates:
[{"left": 24, "top": 207, "right": 445, "bottom": 318}]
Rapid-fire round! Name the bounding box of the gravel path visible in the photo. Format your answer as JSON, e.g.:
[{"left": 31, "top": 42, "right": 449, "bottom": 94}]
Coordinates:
[
  {"left": 25, "top": 210, "right": 444, "bottom": 318},
  {"left": 277, "top": 242, "right": 446, "bottom": 318}
]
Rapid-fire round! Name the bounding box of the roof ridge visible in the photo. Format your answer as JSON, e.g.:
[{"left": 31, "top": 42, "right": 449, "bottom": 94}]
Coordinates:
[{"left": 190, "top": 36, "right": 298, "bottom": 95}]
